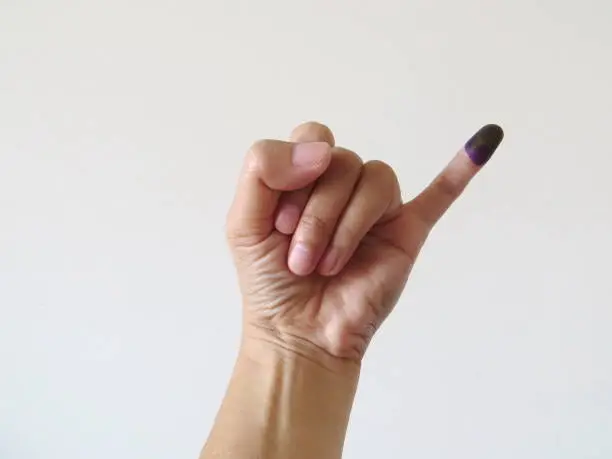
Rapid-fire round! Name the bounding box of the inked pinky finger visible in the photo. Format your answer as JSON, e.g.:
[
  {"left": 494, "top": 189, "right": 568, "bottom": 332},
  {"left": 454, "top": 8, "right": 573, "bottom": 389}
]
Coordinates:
[{"left": 409, "top": 124, "right": 504, "bottom": 227}]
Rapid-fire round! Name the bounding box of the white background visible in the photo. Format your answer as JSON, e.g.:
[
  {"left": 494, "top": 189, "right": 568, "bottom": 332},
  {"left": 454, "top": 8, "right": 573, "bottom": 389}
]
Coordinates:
[{"left": 1, "top": 1, "right": 611, "bottom": 458}]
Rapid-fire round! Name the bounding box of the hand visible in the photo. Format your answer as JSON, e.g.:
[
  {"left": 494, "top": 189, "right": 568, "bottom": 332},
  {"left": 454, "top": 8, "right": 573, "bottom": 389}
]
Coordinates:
[{"left": 226, "top": 122, "right": 503, "bottom": 363}]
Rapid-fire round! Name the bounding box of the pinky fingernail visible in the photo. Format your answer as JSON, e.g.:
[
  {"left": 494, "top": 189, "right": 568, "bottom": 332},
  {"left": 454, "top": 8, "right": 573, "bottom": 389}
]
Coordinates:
[{"left": 464, "top": 124, "right": 504, "bottom": 166}]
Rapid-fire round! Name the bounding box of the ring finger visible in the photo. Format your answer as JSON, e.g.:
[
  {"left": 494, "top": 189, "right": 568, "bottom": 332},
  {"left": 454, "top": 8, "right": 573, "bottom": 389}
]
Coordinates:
[{"left": 318, "top": 160, "right": 402, "bottom": 276}]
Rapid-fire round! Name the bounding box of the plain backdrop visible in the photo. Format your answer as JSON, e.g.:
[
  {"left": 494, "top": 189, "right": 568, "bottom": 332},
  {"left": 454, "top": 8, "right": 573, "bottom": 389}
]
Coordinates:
[{"left": 1, "top": 1, "right": 611, "bottom": 458}]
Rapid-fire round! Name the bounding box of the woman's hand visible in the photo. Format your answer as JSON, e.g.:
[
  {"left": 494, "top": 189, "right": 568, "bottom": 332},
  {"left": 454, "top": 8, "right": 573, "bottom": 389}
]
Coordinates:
[
  {"left": 202, "top": 121, "right": 504, "bottom": 459},
  {"left": 226, "top": 122, "right": 503, "bottom": 363}
]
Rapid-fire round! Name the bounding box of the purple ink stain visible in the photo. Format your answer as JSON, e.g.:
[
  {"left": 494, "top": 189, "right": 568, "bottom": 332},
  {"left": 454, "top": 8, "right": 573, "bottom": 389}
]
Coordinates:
[{"left": 465, "top": 124, "right": 504, "bottom": 166}]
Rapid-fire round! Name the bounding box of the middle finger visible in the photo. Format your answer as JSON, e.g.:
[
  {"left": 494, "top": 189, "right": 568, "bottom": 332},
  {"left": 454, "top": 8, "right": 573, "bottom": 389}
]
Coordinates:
[{"left": 288, "top": 147, "right": 363, "bottom": 276}]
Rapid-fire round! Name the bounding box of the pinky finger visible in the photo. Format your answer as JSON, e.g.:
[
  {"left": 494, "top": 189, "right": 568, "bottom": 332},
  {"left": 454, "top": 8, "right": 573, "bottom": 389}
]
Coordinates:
[{"left": 409, "top": 124, "right": 504, "bottom": 227}]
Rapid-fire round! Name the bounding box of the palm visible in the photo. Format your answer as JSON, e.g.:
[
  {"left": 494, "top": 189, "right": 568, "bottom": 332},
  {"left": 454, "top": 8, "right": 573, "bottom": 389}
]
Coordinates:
[{"left": 240, "top": 209, "right": 428, "bottom": 358}]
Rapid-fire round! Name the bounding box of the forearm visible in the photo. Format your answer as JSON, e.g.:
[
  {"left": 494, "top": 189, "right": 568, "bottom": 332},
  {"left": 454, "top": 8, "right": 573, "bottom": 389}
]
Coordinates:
[{"left": 200, "top": 332, "right": 360, "bottom": 459}]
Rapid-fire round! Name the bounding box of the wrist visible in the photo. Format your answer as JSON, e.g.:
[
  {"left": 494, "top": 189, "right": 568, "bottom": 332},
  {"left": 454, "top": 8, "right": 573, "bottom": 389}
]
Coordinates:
[
  {"left": 203, "top": 326, "right": 360, "bottom": 458},
  {"left": 240, "top": 324, "right": 361, "bottom": 379}
]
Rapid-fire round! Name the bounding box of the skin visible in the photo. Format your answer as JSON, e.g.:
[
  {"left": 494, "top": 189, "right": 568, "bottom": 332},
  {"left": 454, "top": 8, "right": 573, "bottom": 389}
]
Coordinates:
[{"left": 200, "top": 121, "right": 503, "bottom": 459}]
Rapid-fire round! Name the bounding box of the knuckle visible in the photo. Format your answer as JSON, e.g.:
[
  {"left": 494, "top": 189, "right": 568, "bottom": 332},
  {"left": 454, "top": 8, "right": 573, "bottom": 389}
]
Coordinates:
[
  {"left": 225, "top": 204, "right": 270, "bottom": 248},
  {"left": 279, "top": 188, "right": 311, "bottom": 210},
  {"left": 434, "top": 174, "right": 462, "bottom": 199},
  {"left": 298, "top": 213, "right": 332, "bottom": 241},
  {"left": 245, "top": 139, "right": 274, "bottom": 172},
  {"left": 225, "top": 218, "right": 269, "bottom": 249},
  {"left": 363, "top": 160, "right": 400, "bottom": 199},
  {"left": 248, "top": 138, "right": 273, "bottom": 155},
  {"left": 225, "top": 216, "right": 254, "bottom": 244},
  {"left": 364, "top": 159, "right": 396, "bottom": 180},
  {"left": 334, "top": 224, "right": 360, "bottom": 248},
  {"left": 292, "top": 121, "right": 335, "bottom": 145},
  {"left": 333, "top": 147, "right": 363, "bottom": 169}
]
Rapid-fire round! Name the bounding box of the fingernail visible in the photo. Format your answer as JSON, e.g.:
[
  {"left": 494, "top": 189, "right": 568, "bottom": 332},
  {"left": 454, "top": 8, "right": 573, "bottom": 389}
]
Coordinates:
[
  {"left": 319, "top": 247, "right": 340, "bottom": 275},
  {"left": 464, "top": 124, "right": 504, "bottom": 166},
  {"left": 288, "top": 243, "right": 314, "bottom": 275},
  {"left": 292, "top": 142, "right": 330, "bottom": 167}
]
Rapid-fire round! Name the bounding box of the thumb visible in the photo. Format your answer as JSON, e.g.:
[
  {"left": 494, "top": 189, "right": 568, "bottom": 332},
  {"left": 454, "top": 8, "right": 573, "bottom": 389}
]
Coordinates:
[{"left": 226, "top": 139, "right": 331, "bottom": 245}]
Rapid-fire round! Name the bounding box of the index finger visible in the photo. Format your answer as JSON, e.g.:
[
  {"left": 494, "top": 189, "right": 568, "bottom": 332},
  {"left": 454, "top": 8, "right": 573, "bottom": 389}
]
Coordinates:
[
  {"left": 226, "top": 139, "right": 332, "bottom": 245},
  {"left": 275, "top": 122, "right": 336, "bottom": 235}
]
